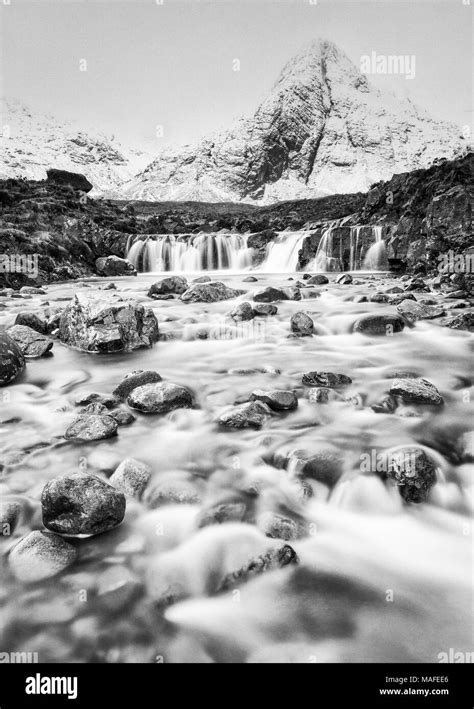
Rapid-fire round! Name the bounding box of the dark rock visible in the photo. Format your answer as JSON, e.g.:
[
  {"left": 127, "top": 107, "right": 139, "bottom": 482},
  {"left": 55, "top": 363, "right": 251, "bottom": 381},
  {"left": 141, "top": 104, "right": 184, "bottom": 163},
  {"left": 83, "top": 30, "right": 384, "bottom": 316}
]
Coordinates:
[
  {"left": 113, "top": 370, "right": 162, "bottom": 399},
  {"left": 216, "top": 401, "right": 271, "bottom": 428},
  {"left": 46, "top": 168, "right": 93, "bottom": 192},
  {"left": 387, "top": 293, "right": 417, "bottom": 305},
  {"left": 302, "top": 371, "right": 352, "bottom": 388},
  {"left": 370, "top": 293, "right": 389, "bottom": 303},
  {"left": 336, "top": 273, "right": 353, "bottom": 285},
  {"left": 252, "top": 303, "right": 278, "bottom": 317},
  {"left": 404, "top": 277, "right": 428, "bottom": 291},
  {"left": 286, "top": 286, "right": 302, "bottom": 301},
  {"left": 80, "top": 402, "right": 108, "bottom": 415},
  {"left": 75, "top": 392, "right": 121, "bottom": 409},
  {"left": 65, "top": 413, "right": 118, "bottom": 441},
  {"left": 397, "top": 299, "right": 445, "bottom": 323},
  {"left": 9, "top": 530, "right": 77, "bottom": 582},
  {"left": 352, "top": 314, "right": 405, "bottom": 335},
  {"left": 290, "top": 311, "right": 314, "bottom": 336},
  {"left": 229, "top": 302, "right": 255, "bottom": 321},
  {"left": 109, "top": 408, "right": 136, "bottom": 426},
  {"left": 0, "top": 332, "right": 25, "bottom": 386},
  {"left": 95, "top": 256, "right": 136, "bottom": 277},
  {"left": 441, "top": 312, "right": 474, "bottom": 332},
  {"left": 253, "top": 287, "right": 289, "bottom": 303},
  {"left": 196, "top": 502, "right": 247, "bottom": 528},
  {"left": 389, "top": 377, "right": 443, "bottom": 405},
  {"left": 250, "top": 389, "right": 298, "bottom": 411},
  {"left": 371, "top": 394, "right": 397, "bottom": 414},
  {"left": 307, "top": 275, "right": 329, "bottom": 285},
  {"left": 109, "top": 458, "right": 151, "bottom": 498},
  {"left": 243, "top": 276, "right": 258, "bottom": 282},
  {"left": 218, "top": 544, "right": 298, "bottom": 592},
  {"left": 386, "top": 447, "right": 437, "bottom": 503},
  {"left": 59, "top": 293, "right": 159, "bottom": 353},
  {"left": 14, "top": 311, "right": 48, "bottom": 334},
  {"left": 148, "top": 276, "right": 188, "bottom": 297},
  {"left": 6, "top": 324, "right": 53, "bottom": 358},
  {"left": 127, "top": 382, "right": 193, "bottom": 413},
  {"left": 42, "top": 472, "right": 126, "bottom": 535},
  {"left": 180, "top": 281, "right": 244, "bottom": 303}
]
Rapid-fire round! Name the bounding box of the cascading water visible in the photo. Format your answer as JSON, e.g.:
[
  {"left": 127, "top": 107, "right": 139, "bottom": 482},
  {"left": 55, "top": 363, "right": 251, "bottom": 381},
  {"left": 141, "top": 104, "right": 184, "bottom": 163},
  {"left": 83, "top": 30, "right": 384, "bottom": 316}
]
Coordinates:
[
  {"left": 363, "top": 226, "right": 388, "bottom": 270},
  {"left": 127, "top": 233, "right": 253, "bottom": 272},
  {"left": 311, "top": 227, "right": 343, "bottom": 272},
  {"left": 261, "top": 231, "right": 312, "bottom": 272}
]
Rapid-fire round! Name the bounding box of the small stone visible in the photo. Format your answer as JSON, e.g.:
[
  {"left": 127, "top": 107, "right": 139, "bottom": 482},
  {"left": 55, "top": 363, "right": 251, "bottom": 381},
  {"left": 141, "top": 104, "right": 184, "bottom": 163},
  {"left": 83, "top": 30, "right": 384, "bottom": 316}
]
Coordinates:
[
  {"left": 290, "top": 311, "right": 314, "bottom": 336},
  {"left": 386, "top": 447, "right": 437, "bottom": 503},
  {"left": 302, "top": 371, "right": 352, "bottom": 388},
  {"left": 109, "top": 458, "right": 151, "bottom": 498},
  {"left": 218, "top": 544, "right": 298, "bottom": 592},
  {"left": 97, "top": 566, "right": 141, "bottom": 611},
  {"left": 42, "top": 472, "right": 126, "bottom": 535},
  {"left": 297, "top": 445, "right": 344, "bottom": 486},
  {"left": 397, "top": 300, "right": 445, "bottom": 323},
  {"left": 110, "top": 408, "right": 136, "bottom": 426},
  {"left": 127, "top": 382, "right": 193, "bottom": 414},
  {"left": 75, "top": 392, "right": 121, "bottom": 409},
  {"left": 253, "top": 287, "right": 289, "bottom": 303},
  {"left": 9, "top": 531, "right": 77, "bottom": 582},
  {"left": 258, "top": 512, "right": 299, "bottom": 541},
  {"left": 191, "top": 275, "right": 211, "bottom": 284},
  {"left": 370, "top": 293, "right": 389, "bottom": 303},
  {"left": 112, "top": 370, "right": 162, "bottom": 399},
  {"left": 387, "top": 293, "right": 417, "bottom": 305},
  {"left": 371, "top": 394, "right": 397, "bottom": 414},
  {"left": 243, "top": 276, "right": 258, "bottom": 282},
  {"left": 308, "top": 387, "right": 331, "bottom": 403},
  {"left": 216, "top": 401, "right": 270, "bottom": 428},
  {"left": 336, "top": 274, "right": 352, "bottom": 285},
  {"left": 352, "top": 314, "right": 405, "bottom": 335},
  {"left": 389, "top": 377, "right": 443, "bottom": 405},
  {"left": 65, "top": 414, "right": 118, "bottom": 441},
  {"left": 307, "top": 275, "right": 328, "bottom": 285},
  {"left": 0, "top": 332, "right": 25, "bottom": 386},
  {"left": 80, "top": 402, "right": 109, "bottom": 415},
  {"left": 229, "top": 302, "right": 255, "bottom": 321},
  {"left": 196, "top": 503, "right": 247, "bottom": 528},
  {"left": 252, "top": 303, "right": 278, "bottom": 317},
  {"left": 148, "top": 276, "right": 188, "bottom": 298},
  {"left": 250, "top": 389, "right": 298, "bottom": 411}
]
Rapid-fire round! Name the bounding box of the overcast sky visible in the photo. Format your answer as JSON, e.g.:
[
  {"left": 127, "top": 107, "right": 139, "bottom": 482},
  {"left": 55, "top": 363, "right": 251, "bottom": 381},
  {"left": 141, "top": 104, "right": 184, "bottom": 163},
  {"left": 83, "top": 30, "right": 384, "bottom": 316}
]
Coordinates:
[{"left": 1, "top": 0, "right": 472, "bottom": 150}]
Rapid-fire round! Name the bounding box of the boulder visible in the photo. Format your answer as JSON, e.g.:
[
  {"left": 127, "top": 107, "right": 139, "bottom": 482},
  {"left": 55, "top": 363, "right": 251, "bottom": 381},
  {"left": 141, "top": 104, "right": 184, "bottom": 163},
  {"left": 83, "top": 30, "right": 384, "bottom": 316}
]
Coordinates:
[
  {"left": 249, "top": 389, "right": 298, "bottom": 411},
  {"left": 148, "top": 276, "right": 188, "bottom": 297},
  {"left": 58, "top": 293, "right": 159, "bottom": 353},
  {"left": 113, "top": 369, "right": 163, "bottom": 399},
  {"left": 352, "top": 314, "right": 405, "bottom": 335},
  {"left": 252, "top": 303, "right": 278, "bottom": 317},
  {"left": 441, "top": 312, "right": 474, "bottom": 332},
  {"left": 253, "top": 287, "right": 289, "bottom": 303},
  {"left": 336, "top": 274, "right": 353, "bottom": 285},
  {"left": 127, "top": 382, "right": 193, "bottom": 413},
  {"left": 216, "top": 401, "right": 271, "bottom": 428},
  {"left": 0, "top": 332, "right": 25, "bottom": 386},
  {"left": 14, "top": 311, "right": 48, "bottom": 334},
  {"left": 307, "top": 275, "right": 329, "bottom": 285},
  {"left": 180, "top": 281, "right": 244, "bottom": 303},
  {"left": 389, "top": 377, "right": 443, "bottom": 405},
  {"left": 95, "top": 256, "right": 136, "bottom": 277},
  {"left": 46, "top": 168, "right": 93, "bottom": 192},
  {"left": 229, "top": 302, "right": 255, "bottom": 321},
  {"left": 65, "top": 413, "right": 118, "bottom": 441},
  {"left": 397, "top": 299, "right": 445, "bottom": 323},
  {"left": 290, "top": 311, "right": 314, "bottom": 336},
  {"left": 109, "top": 458, "right": 151, "bottom": 499},
  {"left": 41, "top": 472, "right": 126, "bottom": 535},
  {"left": 386, "top": 447, "right": 437, "bottom": 503},
  {"left": 6, "top": 324, "right": 53, "bottom": 358},
  {"left": 302, "top": 371, "right": 352, "bottom": 388}
]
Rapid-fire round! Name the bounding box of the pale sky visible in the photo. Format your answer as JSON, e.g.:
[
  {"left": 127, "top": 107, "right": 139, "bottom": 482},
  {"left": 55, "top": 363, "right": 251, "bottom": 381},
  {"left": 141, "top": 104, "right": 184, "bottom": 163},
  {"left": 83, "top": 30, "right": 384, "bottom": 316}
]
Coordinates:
[{"left": 1, "top": 0, "right": 472, "bottom": 150}]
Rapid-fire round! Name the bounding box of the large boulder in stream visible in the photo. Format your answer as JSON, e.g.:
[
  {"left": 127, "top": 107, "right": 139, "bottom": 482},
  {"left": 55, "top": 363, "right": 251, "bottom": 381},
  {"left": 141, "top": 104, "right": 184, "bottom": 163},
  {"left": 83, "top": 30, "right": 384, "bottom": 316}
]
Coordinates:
[
  {"left": 6, "top": 324, "right": 53, "bottom": 358},
  {"left": 180, "top": 281, "right": 245, "bottom": 303},
  {"left": 95, "top": 256, "right": 136, "bottom": 277},
  {"left": 148, "top": 276, "right": 188, "bottom": 297},
  {"left": 58, "top": 293, "right": 159, "bottom": 353},
  {"left": 0, "top": 332, "right": 25, "bottom": 385}
]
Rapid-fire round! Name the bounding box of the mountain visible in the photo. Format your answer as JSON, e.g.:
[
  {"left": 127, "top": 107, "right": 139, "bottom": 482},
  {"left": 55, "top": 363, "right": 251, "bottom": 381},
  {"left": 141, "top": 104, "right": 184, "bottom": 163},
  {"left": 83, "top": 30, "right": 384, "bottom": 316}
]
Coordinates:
[
  {"left": 0, "top": 98, "right": 151, "bottom": 196},
  {"left": 124, "top": 39, "right": 468, "bottom": 203}
]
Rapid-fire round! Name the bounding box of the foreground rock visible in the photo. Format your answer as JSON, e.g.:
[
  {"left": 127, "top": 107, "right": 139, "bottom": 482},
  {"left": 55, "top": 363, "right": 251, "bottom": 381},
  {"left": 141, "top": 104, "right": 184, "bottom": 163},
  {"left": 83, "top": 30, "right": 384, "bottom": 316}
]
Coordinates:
[
  {"left": 9, "top": 531, "right": 77, "bottom": 582},
  {"left": 216, "top": 401, "right": 271, "bottom": 428},
  {"left": 352, "top": 314, "right": 405, "bottom": 335},
  {"left": 180, "top": 281, "right": 244, "bottom": 303},
  {"left": 6, "top": 324, "right": 53, "bottom": 358},
  {"left": 42, "top": 472, "right": 126, "bottom": 535},
  {"left": 65, "top": 413, "right": 118, "bottom": 441},
  {"left": 148, "top": 276, "right": 188, "bottom": 298},
  {"left": 385, "top": 447, "right": 437, "bottom": 503},
  {"left": 95, "top": 255, "right": 136, "bottom": 277},
  {"left": 441, "top": 312, "right": 474, "bottom": 332},
  {"left": 229, "top": 302, "right": 255, "bottom": 321},
  {"left": 250, "top": 389, "right": 298, "bottom": 411},
  {"left": 307, "top": 275, "right": 329, "bottom": 285},
  {"left": 59, "top": 293, "right": 159, "bottom": 353},
  {"left": 0, "top": 332, "right": 25, "bottom": 386},
  {"left": 396, "top": 299, "right": 445, "bottom": 323},
  {"left": 113, "top": 370, "right": 162, "bottom": 399},
  {"left": 127, "top": 382, "right": 193, "bottom": 413},
  {"left": 253, "top": 287, "right": 289, "bottom": 303},
  {"left": 109, "top": 458, "right": 151, "bottom": 499},
  {"left": 218, "top": 544, "right": 298, "bottom": 592},
  {"left": 290, "top": 312, "right": 314, "bottom": 336},
  {"left": 302, "top": 371, "right": 352, "bottom": 388},
  {"left": 389, "top": 377, "right": 443, "bottom": 405}
]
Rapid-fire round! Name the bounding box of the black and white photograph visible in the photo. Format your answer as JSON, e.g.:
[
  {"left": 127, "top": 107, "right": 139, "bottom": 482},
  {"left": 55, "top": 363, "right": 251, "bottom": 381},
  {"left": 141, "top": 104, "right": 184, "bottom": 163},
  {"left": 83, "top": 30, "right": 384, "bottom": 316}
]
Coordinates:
[{"left": 0, "top": 0, "right": 472, "bottom": 700}]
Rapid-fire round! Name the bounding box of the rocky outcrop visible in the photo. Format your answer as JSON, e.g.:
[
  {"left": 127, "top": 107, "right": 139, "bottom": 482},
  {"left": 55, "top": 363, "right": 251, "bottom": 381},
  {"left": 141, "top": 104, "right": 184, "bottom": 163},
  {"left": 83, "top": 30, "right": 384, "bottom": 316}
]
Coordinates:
[{"left": 46, "top": 169, "right": 93, "bottom": 193}]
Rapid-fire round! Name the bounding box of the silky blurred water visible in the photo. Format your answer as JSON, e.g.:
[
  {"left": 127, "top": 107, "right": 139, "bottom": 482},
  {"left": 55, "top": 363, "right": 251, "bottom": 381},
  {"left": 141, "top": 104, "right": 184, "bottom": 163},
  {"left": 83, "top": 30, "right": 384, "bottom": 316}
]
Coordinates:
[{"left": 0, "top": 273, "right": 472, "bottom": 663}]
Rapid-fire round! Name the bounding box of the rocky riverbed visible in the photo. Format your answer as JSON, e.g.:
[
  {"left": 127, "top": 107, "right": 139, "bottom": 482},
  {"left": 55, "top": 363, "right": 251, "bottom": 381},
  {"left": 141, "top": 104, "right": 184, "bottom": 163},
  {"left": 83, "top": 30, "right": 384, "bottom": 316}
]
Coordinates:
[{"left": 0, "top": 270, "right": 472, "bottom": 663}]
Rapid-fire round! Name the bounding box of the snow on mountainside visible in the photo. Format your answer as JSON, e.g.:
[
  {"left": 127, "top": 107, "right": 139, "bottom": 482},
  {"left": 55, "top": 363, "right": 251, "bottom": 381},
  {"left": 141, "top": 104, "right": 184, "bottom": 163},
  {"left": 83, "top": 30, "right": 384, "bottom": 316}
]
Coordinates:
[
  {"left": 0, "top": 98, "right": 151, "bottom": 196},
  {"left": 124, "top": 39, "right": 468, "bottom": 204}
]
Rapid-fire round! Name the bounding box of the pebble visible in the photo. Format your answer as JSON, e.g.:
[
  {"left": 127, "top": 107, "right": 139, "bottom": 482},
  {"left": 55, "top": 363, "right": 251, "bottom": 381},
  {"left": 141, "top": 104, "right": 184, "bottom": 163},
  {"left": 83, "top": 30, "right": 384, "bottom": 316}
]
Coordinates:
[
  {"left": 9, "top": 531, "right": 77, "bottom": 582},
  {"left": 216, "top": 401, "right": 271, "bottom": 428},
  {"left": 109, "top": 458, "right": 151, "bottom": 499}
]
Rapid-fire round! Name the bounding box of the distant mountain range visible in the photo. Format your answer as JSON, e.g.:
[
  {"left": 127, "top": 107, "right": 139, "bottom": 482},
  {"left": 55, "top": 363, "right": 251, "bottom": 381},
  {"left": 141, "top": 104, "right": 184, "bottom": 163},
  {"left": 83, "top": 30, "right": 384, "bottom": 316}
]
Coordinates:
[{"left": 0, "top": 39, "right": 468, "bottom": 203}]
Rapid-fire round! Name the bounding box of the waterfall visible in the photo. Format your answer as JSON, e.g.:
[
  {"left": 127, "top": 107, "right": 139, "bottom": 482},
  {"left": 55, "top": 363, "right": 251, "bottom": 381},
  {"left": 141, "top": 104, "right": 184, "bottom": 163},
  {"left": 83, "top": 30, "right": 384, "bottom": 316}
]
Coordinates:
[
  {"left": 363, "top": 226, "right": 388, "bottom": 270},
  {"left": 127, "top": 233, "right": 253, "bottom": 273},
  {"left": 261, "top": 231, "right": 311, "bottom": 272},
  {"left": 311, "top": 227, "right": 343, "bottom": 272},
  {"left": 349, "top": 226, "right": 362, "bottom": 271}
]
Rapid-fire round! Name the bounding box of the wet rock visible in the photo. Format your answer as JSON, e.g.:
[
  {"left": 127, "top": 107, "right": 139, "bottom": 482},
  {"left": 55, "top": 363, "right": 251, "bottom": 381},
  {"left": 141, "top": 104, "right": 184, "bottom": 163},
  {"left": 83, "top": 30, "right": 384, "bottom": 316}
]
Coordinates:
[
  {"left": 297, "top": 445, "right": 344, "bottom": 486},
  {"left": 307, "top": 275, "right": 329, "bottom": 285},
  {"left": 336, "top": 274, "right": 352, "bottom": 285},
  {"left": 384, "top": 286, "right": 404, "bottom": 294},
  {"left": 42, "top": 472, "right": 126, "bottom": 535},
  {"left": 197, "top": 503, "right": 247, "bottom": 528},
  {"left": 148, "top": 276, "right": 188, "bottom": 298},
  {"left": 397, "top": 299, "right": 445, "bottom": 323},
  {"left": 290, "top": 311, "right": 314, "bottom": 336},
  {"left": 216, "top": 401, "right": 271, "bottom": 428},
  {"left": 441, "top": 312, "right": 474, "bottom": 332},
  {"left": 0, "top": 499, "right": 22, "bottom": 536},
  {"left": 75, "top": 392, "right": 121, "bottom": 409},
  {"left": 404, "top": 277, "right": 428, "bottom": 291},
  {"left": 59, "top": 293, "right": 159, "bottom": 353},
  {"left": 258, "top": 512, "right": 299, "bottom": 541},
  {"left": 95, "top": 256, "right": 136, "bottom": 277},
  {"left": 112, "top": 370, "right": 162, "bottom": 399},
  {"left": 20, "top": 286, "right": 46, "bottom": 295},
  {"left": 65, "top": 413, "right": 118, "bottom": 441},
  {"left": 109, "top": 458, "right": 151, "bottom": 499},
  {"left": 80, "top": 402, "right": 109, "bottom": 415},
  {"left": 6, "top": 324, "right": 53, "bottom": 358},
  {"left": 302, "top": 371, "right": 352, "bottom": 388},
  {"left": 180, "top": 281, "right": 244, "bottom": 303},
  {"left": 253, "top": 287, "right": 289, "bottom": 303},
  {"left": 9, "top": 531, "right": 77, "bottom": 582},
  {"left": 97, "top": 566, "right": 142, "bottom": 611},
  {"left": 15, "top": 311, "right": 48, "bottom": 334},
  {"left": 371, "top": 394, "right": 397, "bottom": 414},
  {"left": 0, "top": 332, "right": 25, "bottom": 386},
  {"left": 387, "top": 293, "right": 417, "bottom": 305},
  {"left": 218, "top": 544, "right": 298, "bottom": 592},
  {"left": 252, "top": 303, "right": 278, "bottom": 316},
  {"left": 109, "top": 408, "right": 136, "bottom": 426},
  {"left": 229, "top": 302, "right": 255, "bottom": 321},
  {"left": 243, "top": 276, "right": 258, "bottom": 282},
  {"left": 191, "top": 275, "right": 211, "bottom": 284},
  {"left": 127, "top": 382, "right": 193, "bottom": 414},
  {"left": 370, "top": 293, "right": 389, "bottom": 303},
  {"left": 250, "top": 389, "right": 298, "bottom": 411},
  {"left": 227, "top": 365, "right": 281, "bottom": 376},
  {"left": 307, "top": 387, "right": 332, "bottom": 403},
  {"left": 389, "top": 377, "right": 443, "bottom": 405},
  {"left": 386, "top": 447, "right": 437, "bottom": 503},
  {"left": 352, "top": 314, "right": 405, "bottom": 335}
]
